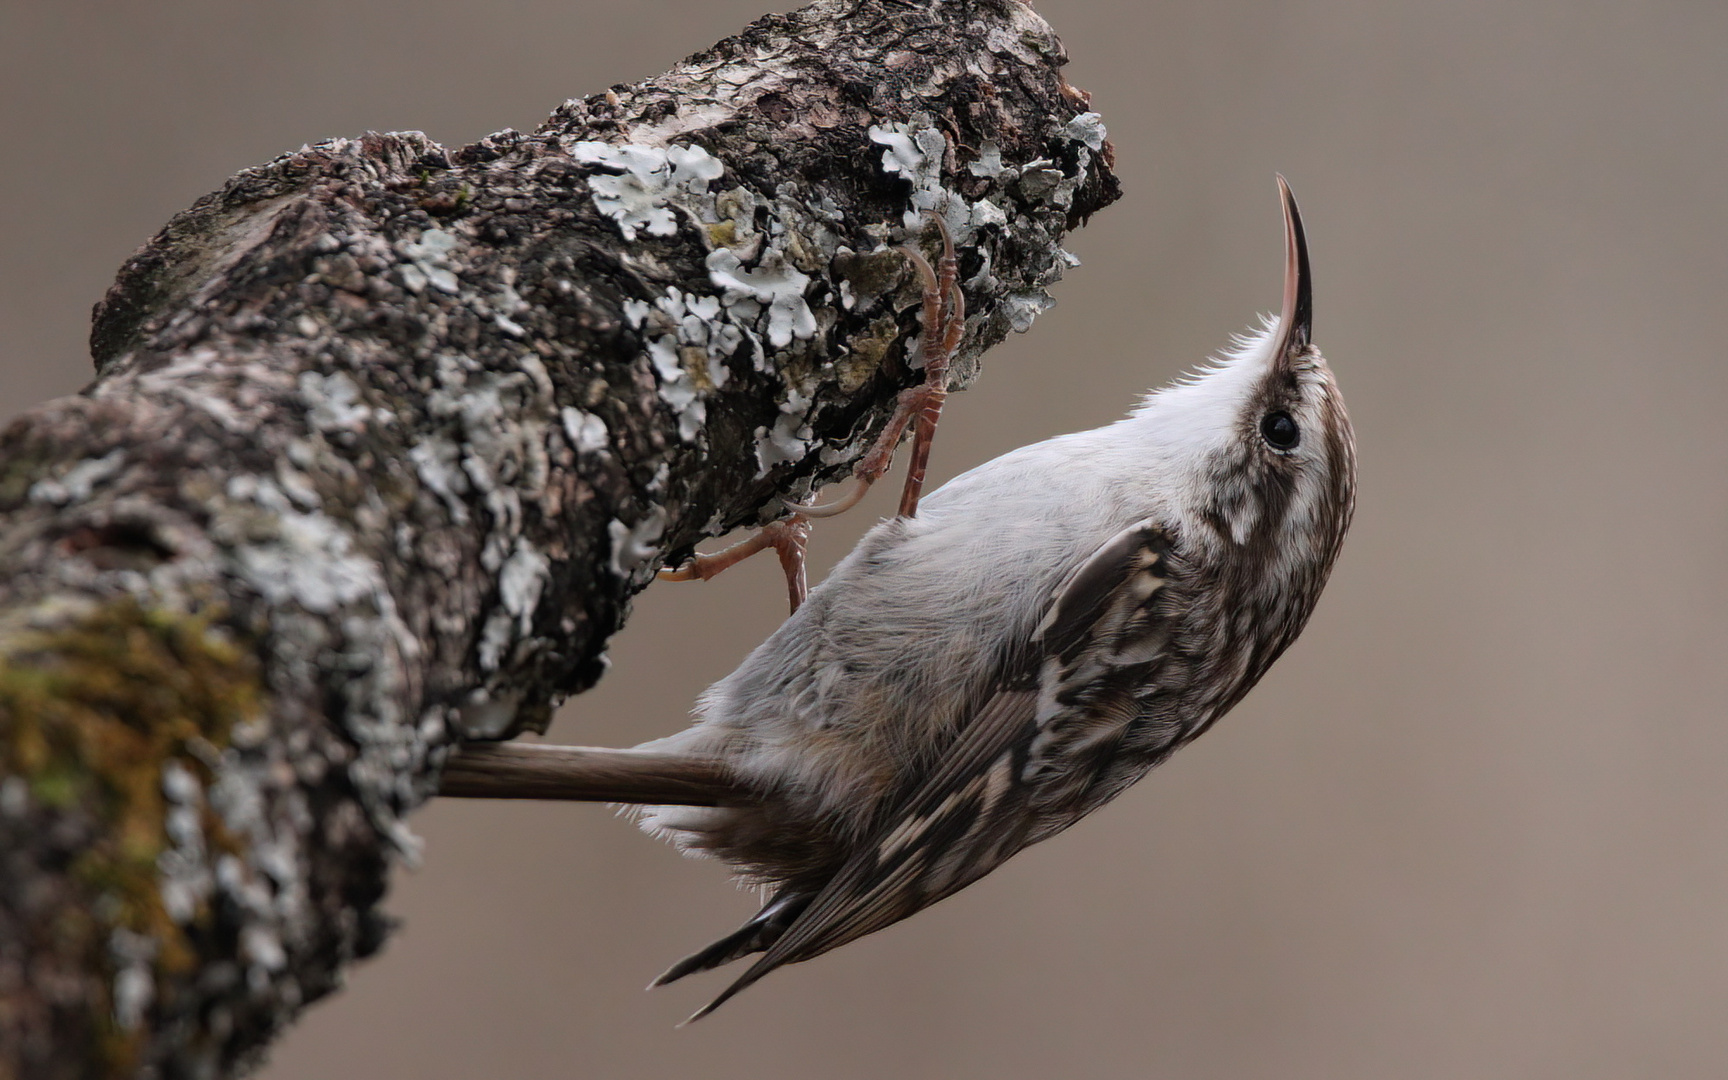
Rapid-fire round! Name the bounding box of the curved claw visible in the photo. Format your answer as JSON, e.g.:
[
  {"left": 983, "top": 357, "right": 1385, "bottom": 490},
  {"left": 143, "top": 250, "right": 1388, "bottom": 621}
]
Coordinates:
[
  {"left": 657, "top": 515, "right": 811, "bottom": 612},
  {"left": 782, "top": 478, "right": 872, "bottom": 519},
  {"left": 898, "top": 243, "right": 940, "bottom": 298}
]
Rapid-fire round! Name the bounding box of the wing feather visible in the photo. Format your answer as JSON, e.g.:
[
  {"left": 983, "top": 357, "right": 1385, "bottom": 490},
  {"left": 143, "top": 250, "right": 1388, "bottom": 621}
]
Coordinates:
[
  {"left": 686, "top": 688, "right": 1037, "bottom": 1020},
  {"left": 682, "top": 519, "right": 1179, "bottom": 1020}
]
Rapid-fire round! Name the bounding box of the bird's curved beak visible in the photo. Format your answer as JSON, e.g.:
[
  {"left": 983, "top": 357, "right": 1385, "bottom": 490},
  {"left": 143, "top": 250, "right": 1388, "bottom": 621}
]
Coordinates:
[{"left": 1273, "top": 174, "right": 1312, "bottom": 360}]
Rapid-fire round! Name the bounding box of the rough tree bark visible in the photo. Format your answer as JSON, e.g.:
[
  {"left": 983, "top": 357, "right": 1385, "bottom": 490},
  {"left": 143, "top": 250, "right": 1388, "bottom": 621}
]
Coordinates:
[{"left": 0, "top": 1, "right": 1118, "bottom": 1075}]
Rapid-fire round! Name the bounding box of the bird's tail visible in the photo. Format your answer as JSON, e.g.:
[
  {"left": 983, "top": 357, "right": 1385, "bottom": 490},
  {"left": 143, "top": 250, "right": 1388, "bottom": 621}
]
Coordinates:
[
  {"left": 437, "top": 742, "right": 746, "bottom": 805},
  {"left": 651, "top": 889, "right": 810, "bottom": 989}
]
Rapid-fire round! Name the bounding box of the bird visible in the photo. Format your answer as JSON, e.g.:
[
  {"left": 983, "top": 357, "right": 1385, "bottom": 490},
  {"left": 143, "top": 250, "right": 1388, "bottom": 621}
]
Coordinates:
[
  {"left": 438, "top": 177, "right": 1356, "bottom": 1021},
  {"left": 626, "top": 176, "right": 1356, "bottom": 1019}
]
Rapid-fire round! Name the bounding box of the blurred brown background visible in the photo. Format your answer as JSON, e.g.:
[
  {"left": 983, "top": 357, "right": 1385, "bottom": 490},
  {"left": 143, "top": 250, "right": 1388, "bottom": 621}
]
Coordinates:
[{"left": 5, "top": 1, "right": 1727, "bottom": 1076}]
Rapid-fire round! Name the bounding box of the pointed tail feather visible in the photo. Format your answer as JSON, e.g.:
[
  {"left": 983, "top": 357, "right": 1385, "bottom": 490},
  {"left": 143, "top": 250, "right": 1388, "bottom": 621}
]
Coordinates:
[
  {"left": 682, "top": 961, "right": 779, "bottom": 1025},
  {"left": 652, "top": 890, "right": 811, "bottom": 990}
]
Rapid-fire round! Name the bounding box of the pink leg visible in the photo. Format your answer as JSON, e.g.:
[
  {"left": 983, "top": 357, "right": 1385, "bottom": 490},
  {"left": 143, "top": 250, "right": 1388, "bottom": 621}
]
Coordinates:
[
  {"left": 795, "top": 214, "right": 964, "bottom": 520},
  {"left": 659, "top": 515, "right": 811, "bottom": 612}
]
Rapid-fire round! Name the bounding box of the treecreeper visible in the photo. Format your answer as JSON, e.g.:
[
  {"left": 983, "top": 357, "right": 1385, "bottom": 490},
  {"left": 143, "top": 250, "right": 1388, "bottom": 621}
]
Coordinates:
[{"left": 446, "top": 179, "right": 1357, "bottom": 1021}]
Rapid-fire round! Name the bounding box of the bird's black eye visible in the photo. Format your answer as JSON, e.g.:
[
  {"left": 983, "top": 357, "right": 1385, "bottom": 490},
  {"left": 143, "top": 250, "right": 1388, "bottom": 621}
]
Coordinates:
[{"left": 1260, "top": 410, "right": 1300, "bottom": 450}]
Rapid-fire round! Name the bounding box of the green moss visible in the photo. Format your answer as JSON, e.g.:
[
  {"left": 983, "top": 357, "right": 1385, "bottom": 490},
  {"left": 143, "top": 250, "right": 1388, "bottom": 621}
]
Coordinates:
[
  {"left": 0, "top": 599, "right": 262, "bottom": 1070},
  {"left": 836, "top": 313, "right": 902, "bottom": 393},
  {"left": 706, "top": 219, "right": 738, "bottom": 248},
  {"left": 0, "top": 443, "right": 54, "bottom": 507}
]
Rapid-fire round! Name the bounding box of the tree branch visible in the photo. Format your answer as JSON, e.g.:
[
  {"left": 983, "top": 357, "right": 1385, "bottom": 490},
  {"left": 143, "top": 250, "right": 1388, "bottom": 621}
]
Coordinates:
[{"left": 0, "top": 0, "right": 1117, "bottom": 1075}]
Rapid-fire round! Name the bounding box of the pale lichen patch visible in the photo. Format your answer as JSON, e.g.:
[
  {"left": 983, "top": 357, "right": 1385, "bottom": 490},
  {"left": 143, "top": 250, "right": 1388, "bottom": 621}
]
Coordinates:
[
  {"left": 967, "top": 140, "right": 1008, "bottom": 179},
  {"left": 570, "top": 140, "right": 724, "bottom": 241},
  {"left": 1002, "top": 289, "right": 1058, "bottom": 333},
  {"left": 754, "top": 386, "right": 816, "bottom": 473},
  {"left": 560, "top": 408, "right": 610, "bottom": 455},
  {"left": 110, "top": 930, "right": 157, "bottom": 1031},
  {"left": 298, "top": 371, "right": 372, "bottom": 432},
  {"left": 408, "top": 439, "right": 471, "bottom": 524},
  {"left": 28, "top": 450, "right": 126, "bottom": 506},
  {"left": 226, "top": 484, "right": 382, "bottom": 616},
  {"left": 706, "top": 250, "right": 817, "bottom": 349},
  {"left": 398, "top": 228, "right": 462, "bottom": 294},
  {"left": 157, "top": 760, "right": 211, "bottom": 925},
  {"left": 869, "top": 117, "right": 966, "bottom": 235},
  {"left": 1062, "top": 111, "right": 1108, "bottom": 151},
  {"left": 498, "top": 540, "right": 550, "bottom": 634},
  {"left": 606, "top": 509, "right": 666, "bottom": 586}
]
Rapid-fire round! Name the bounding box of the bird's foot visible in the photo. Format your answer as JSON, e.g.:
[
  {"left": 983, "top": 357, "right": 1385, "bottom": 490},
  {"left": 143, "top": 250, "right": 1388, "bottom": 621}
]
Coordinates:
[
  {"left": 792, "top": 211, "right": 965, "bottom": 520},
  {"left": 658, "top": 514, "right": 811, "bottom": 612}
]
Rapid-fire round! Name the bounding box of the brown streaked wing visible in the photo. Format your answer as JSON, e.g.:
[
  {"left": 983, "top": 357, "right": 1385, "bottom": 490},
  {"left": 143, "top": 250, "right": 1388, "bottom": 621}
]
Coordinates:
[
  {"left": 685, "top": 687, "right": 1038, "bottom": 1021},
  {"left": 1036, "top": 519, "right": 1171, "bottom": 663},
  {"left": 685, "top": 521, "right": 1181, "bottom": 1021}
]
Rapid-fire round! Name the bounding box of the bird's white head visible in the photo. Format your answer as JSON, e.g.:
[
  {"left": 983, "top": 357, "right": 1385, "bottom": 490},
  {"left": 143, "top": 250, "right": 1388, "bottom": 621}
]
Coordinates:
[{"left": 1129, "top": 178, "right": 1356, "bottom": 674}]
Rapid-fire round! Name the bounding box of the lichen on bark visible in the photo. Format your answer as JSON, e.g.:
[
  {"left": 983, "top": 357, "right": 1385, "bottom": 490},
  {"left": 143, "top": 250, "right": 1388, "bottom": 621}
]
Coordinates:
[{"left": 0, "top": 0, "right": 1118, "bottom": 1075}]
